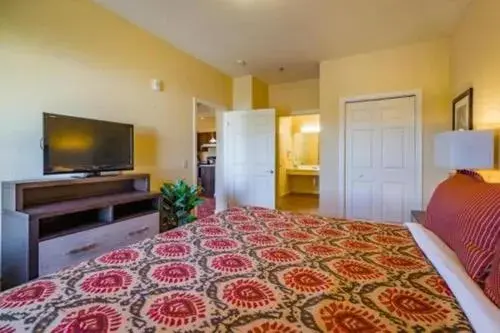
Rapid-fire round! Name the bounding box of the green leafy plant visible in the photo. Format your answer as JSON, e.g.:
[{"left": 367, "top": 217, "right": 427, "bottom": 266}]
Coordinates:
[{"left": 160, "top": 179, "right": 204, "bottom": 230}]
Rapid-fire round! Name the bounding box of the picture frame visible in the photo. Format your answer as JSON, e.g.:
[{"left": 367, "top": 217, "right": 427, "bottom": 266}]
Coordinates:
[{"left": 452, "top": 88, "right": 473, "bottom": 131}]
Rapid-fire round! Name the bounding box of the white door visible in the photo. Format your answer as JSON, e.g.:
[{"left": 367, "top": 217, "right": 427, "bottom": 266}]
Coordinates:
[
  {"left": 345, "top": 96, "right": 418, "bottom": 223},
  {"left": 224, "top": 109, "right": 276, "bottom": 209}
]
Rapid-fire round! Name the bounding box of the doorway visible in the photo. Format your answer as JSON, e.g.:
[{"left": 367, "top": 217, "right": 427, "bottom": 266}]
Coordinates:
[
  {"left": 277, "top": 113, "right": 320, "bottom": 214},
  {"left": 194, "top": 101, "right": 217, "bottom": 219},
  {"left": 339, "top": 93, "right": 423, "bottom": 223}
]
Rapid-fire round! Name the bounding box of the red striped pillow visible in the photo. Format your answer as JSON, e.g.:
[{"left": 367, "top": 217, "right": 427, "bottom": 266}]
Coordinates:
[
  {"left": 485, "top": 242, "right": 500, "bottom": 307},
  {"left": 425, "top": 173, "right": 500, "bottom": 283},
  {"left": 424, "top": 173, "right": 482, "bottom": 248}
]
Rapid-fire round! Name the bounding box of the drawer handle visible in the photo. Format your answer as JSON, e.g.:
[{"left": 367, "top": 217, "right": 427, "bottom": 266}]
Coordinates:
[
  {"left": 67, "top": 243, "right": 98, "bottom": 255},
  {"left": 128, "top": 227, "right": 149, "bottom": 237}
]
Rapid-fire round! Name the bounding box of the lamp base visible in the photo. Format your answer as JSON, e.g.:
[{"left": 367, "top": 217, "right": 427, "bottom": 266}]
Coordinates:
[{"left": 456, "top": 169, "right": 484, "bottom": 181}]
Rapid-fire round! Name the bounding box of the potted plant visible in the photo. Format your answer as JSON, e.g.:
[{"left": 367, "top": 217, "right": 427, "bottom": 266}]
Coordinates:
[{"left": 160, "top": 179, "right": 204, "bottom": 231}]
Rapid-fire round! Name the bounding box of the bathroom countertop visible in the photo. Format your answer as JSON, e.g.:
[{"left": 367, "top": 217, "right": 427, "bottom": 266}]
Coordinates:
[{"left": 287, "top": 166, "right": 319, "bottom": 176}]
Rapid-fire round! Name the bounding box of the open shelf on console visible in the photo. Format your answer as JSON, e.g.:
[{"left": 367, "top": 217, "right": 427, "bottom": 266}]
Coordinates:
[
  {"left": 39, "top": 209, "right": 106, "bottom": 241},
  {"left": 113, "top": 198, "right": 159, "bottom": 221},
  {"left": 22, "top": 191, "right": 159, "bottom": 218},
  {"left": 34, "top": 192, "right": 160, "bottom": 240}
]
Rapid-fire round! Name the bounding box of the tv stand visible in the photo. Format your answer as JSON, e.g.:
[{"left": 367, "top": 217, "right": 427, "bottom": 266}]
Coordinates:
[
  {"left": 72, "top": 171, "right": 118, "bottom": 178},
  {"left": 1, "top": 174, "right": 160, "bottom": 289}
]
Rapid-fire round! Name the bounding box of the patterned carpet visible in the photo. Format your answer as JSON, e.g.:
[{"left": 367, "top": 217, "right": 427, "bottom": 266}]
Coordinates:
[{"left": 196, "top": 197, "right": 215, "bottom": 219}]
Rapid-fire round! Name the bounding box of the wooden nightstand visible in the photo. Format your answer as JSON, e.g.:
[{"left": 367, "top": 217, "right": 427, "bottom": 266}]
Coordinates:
[{"left": 411, "top": 210, "right": 426, "bottom": 224}]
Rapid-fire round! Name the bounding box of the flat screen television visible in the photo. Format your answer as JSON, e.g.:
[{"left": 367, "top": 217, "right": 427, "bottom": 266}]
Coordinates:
[{"left": 43, "top": 113, "right": 134, "bottom": 175}]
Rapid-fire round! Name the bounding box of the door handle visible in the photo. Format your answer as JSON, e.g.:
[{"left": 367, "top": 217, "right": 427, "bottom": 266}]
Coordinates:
[
  {"left": 128, "top": 227, "right": 149, "bottom": 237},
  {"left": 67, "top": 243, "right": 98, "bottom": 255}
]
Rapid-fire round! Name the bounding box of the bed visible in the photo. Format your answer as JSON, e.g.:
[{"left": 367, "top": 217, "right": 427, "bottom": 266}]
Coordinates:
[{"left": 0, "top": 206, "right": 498, "bottom": 332}]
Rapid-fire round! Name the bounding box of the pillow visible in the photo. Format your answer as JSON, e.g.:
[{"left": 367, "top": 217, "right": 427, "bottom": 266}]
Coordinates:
[
  {"left": 425, "top": 172, "right": 500, "bottom": 283},
  {"left": 424, "top": 173, "right": 481, "bottom": 248},
  {"left": 485, "top": 241, "right": 500, "bottom": 307}
]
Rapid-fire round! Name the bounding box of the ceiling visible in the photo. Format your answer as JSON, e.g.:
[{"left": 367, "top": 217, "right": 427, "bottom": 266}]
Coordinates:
[{"left": 95, "top": 0, "right": 472, "bottom": 84}]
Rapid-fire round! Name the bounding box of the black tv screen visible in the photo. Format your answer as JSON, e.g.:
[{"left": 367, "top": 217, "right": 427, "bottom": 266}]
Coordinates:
[{"left": 43, "top": 113, "right": 134, "bottom": 175}]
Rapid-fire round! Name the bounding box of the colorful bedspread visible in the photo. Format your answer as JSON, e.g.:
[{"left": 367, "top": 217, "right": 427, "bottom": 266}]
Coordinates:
[{"left": 0, "top": 207, "right": 472, "bottom": 332}]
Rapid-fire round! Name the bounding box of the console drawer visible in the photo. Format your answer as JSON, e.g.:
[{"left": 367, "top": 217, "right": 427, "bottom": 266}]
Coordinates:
[
  {"left": 38, "top": 213, "right": 159, "bottom": 276},
  {"left": 103, "top": 213, "right": 159, "bottom": 251}
]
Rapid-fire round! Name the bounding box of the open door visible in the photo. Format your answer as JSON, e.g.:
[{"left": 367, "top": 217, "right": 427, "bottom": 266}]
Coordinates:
[{"left": 223, "top": 109, "right": 276, "bottom": 209}]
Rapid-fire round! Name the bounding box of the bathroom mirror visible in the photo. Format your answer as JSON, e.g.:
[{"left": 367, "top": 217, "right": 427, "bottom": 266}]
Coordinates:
[{"left": 293, "top": 132, "right": 319, "bottom": 166}]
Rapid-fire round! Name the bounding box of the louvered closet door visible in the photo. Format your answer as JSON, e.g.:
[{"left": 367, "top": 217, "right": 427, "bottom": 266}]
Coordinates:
[{"left": 345, "top": 96, "right": 416, "bottom": 223}]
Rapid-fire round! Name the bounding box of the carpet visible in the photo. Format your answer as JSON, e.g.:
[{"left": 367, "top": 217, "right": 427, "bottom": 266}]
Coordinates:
[{"left": 196, "top": 197, "right": 215, "bottom": 219}]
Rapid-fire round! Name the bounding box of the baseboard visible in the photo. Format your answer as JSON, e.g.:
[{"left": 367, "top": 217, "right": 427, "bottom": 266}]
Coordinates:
[{"left": 279, "top": 191, "right": 291, "bottom": 197}]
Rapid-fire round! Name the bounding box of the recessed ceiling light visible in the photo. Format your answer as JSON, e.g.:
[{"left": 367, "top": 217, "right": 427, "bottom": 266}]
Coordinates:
[{"left": 236, "top": 59, "right": 247, "bottom": 66}]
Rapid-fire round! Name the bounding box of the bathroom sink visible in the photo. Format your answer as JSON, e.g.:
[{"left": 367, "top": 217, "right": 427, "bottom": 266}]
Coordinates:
[
  {"left": 287, "top": 165, "right": 320, "bottom": 176},
  {"left": 296, "top": 165, "right": 320, "bottom": 171}
]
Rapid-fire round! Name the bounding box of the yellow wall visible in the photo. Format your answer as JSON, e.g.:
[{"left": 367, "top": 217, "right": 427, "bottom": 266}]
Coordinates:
[
  {"left": 270, "top": 79, "right": 319, "bottom": 116},
  {"left": 232, "top": 75, "right": 269, "bottom": 110},
  {"left": 451, "top": 0, "right": 500, "bottom": 182},
  {"left": 252, "top": 77, "right": 269, "bottom": 109},
  {"left": 319, "top": 39, "right": 451, "bottom": 216},
  {"left": 0, "top": 0, "right": 232, "bottom": 190}
]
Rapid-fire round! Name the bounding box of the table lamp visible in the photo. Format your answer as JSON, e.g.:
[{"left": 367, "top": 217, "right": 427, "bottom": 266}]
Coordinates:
[{"left": 434, "top": 130, "right": 495, "bottom": 176}]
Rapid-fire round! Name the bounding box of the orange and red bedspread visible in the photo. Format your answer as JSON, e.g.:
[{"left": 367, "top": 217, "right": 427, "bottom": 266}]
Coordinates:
[{"left": 0, "top": 207, "right": 472, "bottom": 332}]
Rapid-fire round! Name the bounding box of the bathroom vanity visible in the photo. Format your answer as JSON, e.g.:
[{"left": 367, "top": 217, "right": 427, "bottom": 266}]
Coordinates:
[{"left": 286, "top": 165, "right": 319, "bottom": 194}]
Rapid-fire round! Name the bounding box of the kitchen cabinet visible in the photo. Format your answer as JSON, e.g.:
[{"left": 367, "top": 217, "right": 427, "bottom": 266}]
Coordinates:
[{"left": 198, "top": 165, "right": 215, "bottom": 198}]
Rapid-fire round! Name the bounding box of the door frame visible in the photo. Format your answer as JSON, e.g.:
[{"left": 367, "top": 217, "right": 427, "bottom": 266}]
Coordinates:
[
  {"left": 277, "top": 111, "right": 320, "bottom": 200},
  {"left": 192, "top": 98, "right": 228, "bottom": 212},
  {"left": 337, "top": 90, "right": 423, "bottom": 218}
]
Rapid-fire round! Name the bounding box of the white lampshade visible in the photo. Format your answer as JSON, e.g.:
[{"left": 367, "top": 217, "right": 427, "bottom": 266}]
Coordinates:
[{"left": 434, "top": 130, "right": 495, "bottom": 170}]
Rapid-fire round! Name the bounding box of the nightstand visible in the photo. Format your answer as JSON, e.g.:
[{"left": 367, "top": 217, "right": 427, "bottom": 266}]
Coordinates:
[{"left": 411, "top": 210, "right": 426, "bottom": 224}]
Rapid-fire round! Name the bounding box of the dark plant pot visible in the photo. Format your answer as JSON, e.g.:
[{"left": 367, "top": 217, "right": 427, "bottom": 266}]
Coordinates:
[
  {"left": 160, "top": 219, "right": 174, "bottom": 233},
  {"left": 159, "top": 209, "right": 198, "bottom": 232},
  {"left": 159, "top": 211, "right": 177, "bottom": 232}
]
